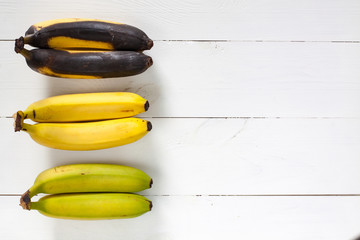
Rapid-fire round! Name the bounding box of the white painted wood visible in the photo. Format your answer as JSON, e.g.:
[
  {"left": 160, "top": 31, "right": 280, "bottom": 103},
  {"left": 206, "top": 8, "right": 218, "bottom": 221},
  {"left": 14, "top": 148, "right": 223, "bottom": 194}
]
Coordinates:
[
  {"left": 1, "top": 0, "right": 360, "bottom": 40},
  {"left": 1, "top": 0, "right": 360, "bottom": 238},
  {"left": 2, "top": 117, "right": 360, "bottom": 195},
  {"left": 2, "top": 41, "right": 360, "bottom": 117},
  {"left": 1, "top": 195, "right": 360, "bottom": 240}
]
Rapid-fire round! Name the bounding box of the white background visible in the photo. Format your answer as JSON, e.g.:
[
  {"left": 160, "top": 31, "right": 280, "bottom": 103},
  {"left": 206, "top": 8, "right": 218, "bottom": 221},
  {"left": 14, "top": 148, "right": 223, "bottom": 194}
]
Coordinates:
[{"left": 1, "top": 0, "right": 360, "bottom": 239}]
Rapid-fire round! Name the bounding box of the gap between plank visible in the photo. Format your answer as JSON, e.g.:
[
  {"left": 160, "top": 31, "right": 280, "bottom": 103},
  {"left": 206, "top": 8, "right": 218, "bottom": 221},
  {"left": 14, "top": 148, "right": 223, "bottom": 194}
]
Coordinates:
[
  {"left": 2, "top": 116, "right": 360, "bottom": 119},
  {"left": 1, "top": 194, "right": 360, "bottom": 197},
  {"left": 145, "top": 194, "right": 360, "bottom": 197},
  {"left": 0, "top": 39, "right": 359, "bottom": 43},
  {"left": 141, "top": 116, "right": 360, "bottom": 119},
  {"left": 154, "top": 40, "right": 360, "bottom": 44}
]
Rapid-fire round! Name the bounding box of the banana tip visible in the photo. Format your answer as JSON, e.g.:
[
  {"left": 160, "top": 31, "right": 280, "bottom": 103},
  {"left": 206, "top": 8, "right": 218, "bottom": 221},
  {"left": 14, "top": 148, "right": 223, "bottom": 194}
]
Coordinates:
[
  {"left": 148, "top": 200, "right": 153, "bottom": 211},
  {"left": 20, "top": 190, "right": 31, "bottom": 210},
  {"left": 147, "top": 121, "right": 152, "bottom": 132},
  {"left": 149, "top": 178, "right": 153, "bottom": 188},
  {"left": 147, "top": 39, "right": 153, "bottom": 50},
  {"left": 146, "top": 57, "right": 153, "bottom": 68},
  {"left": 144, "top": 101, "right": 150, "bottom": 112}
]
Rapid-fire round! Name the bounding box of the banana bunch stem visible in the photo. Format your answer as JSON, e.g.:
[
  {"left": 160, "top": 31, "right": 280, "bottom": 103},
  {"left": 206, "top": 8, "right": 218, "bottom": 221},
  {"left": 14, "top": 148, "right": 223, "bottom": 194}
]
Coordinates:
[
  {"left": 15, "top": 37, "right": 32, "bottom": 61},
  {"left": 20, "top": 190, "right": 31, "bottom": 210},
  {"left": 14, "top": 37, "right": 25, "bottom": 54},
  {"left": 13, "top": 111, "right": 24, "bottom": 132}
]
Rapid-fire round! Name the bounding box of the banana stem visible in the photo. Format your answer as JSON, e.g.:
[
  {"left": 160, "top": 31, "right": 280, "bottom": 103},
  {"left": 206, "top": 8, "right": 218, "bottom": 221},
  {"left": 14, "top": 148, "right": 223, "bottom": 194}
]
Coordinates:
[
  {"left": 14, "top": 37, "right": 32, "bottom": 60},
  {"left": 20, "top": 123, "right": 31, "bottom": 132},
  {"left": 18, "top": 48, "right": 32, "bottom": 60},
  {"left": 22, "top": 34, "right": 33, "bottom": 44},
  {"left": 20, "top": 190, "right": 31, "bottom": 210},
  {"left": 14, "top": 37, "right": 25, "bottom": 53},
  {"left": 15, "top": 35, "right": 34, "bottom": 53},
  {"left": 13, "top": 111, "right": 24, "bottom": 132}
]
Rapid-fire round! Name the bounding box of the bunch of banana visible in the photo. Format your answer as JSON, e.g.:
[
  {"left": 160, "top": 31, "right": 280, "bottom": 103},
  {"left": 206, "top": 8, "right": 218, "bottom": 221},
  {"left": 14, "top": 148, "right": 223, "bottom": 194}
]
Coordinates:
[
  {"left": 14, "top": 92, "right": 152, "bottom": 151},
  {"left": 15, "top": 18, "right": 153, "bottom": 78},
  {"left": 20, "top": 164, "right": 153, "bottom": 220}
]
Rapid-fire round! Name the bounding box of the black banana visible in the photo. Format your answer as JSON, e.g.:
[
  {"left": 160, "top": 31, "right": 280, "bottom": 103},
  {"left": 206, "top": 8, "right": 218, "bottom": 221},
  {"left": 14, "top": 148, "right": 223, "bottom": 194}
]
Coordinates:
[
  {"left": 15, "top": 46, "right": 153, "bottom": 79},
  {"left": 17, "top": 18, "right": 153, "bottom": 51}
]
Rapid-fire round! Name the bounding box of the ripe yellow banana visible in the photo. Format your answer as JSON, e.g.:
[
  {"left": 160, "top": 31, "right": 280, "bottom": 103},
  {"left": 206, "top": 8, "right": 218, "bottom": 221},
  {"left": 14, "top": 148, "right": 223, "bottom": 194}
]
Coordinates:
[
  {"left": 15, "top": 47, "right": 153, "bottom": 79},
  {"left": 25, "top": 193, "right": 152, "bottom": 220},
  {"left": 16, "top": 118, "right": 152, "bottom": 150},
  {"left": 20, "top": 163, "right": 152, "bottom": 208},
  {"left": 18, "top": 18, "right": 153, "bottom": 51},
  {"left": 14, "top": 92, "right": 149, "bottom": 127}
]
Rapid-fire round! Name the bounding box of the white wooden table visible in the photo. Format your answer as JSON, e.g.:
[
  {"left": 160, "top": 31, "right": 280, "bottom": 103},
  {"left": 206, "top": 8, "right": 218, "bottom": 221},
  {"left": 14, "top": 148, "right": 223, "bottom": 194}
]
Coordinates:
[{"left": 1, "top": 1, "right": 360, "bottom": 239}]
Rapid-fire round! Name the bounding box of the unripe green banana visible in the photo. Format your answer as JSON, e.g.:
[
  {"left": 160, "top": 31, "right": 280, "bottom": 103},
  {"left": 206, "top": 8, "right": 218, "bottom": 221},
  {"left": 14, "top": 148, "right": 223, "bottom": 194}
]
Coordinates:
[
  {"left": 13, "top": 92, "right": 149, "bottom": 127},
  {"left": 16, "top": 118, "right": 152, "bottom": 151},
  {"left": 20, "top": 163, "right": 153, "bottom": 209},
  {"left": 15, "top": 47, "right": 153, "bottom": 79},
  {"left": 19, "top": 18, "right": 153, "bottom": 51},
  {"left": 26, "top": 193, "right": 152, "bottom": 220}
]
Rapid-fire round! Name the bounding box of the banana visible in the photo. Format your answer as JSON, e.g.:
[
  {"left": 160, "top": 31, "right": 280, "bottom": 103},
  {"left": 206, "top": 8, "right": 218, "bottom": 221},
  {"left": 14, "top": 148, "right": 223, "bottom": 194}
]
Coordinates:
[
  {"left": 14, "top": 92, "right": 149, "bottom": 127},
  {"left": 15, "top": 47, "right": 153, "bottom": 79},
  {"left": 24, "top": 193, "right": 152, "bottom": 220},
  {"left": 16, "top": 118, "right": 152, "bottom": 150},
  {"left": 18, "top": 18, "right": 153, "bottom": 51},
  {"left": 20, "top": 163, "right": 152, "bottom": 208}
]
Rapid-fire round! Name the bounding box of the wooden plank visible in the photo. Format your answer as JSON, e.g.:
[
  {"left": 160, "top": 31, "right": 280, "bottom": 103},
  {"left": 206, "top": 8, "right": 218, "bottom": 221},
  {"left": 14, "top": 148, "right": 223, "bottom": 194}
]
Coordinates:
[
  {"left": 1, "top": 41, "right": 360, "bottom": 117},
  {"left": 1, "top": 117, "right": 360, "bottom": 195},
  {"left": 0, "top": 1, "right": 359, "bottom": 239},
  {"left": 1, "top": 195, "right": 360, "bottom": 240},
  {"left": 1, "top": 0, "right": 360, "bottom": 40}
]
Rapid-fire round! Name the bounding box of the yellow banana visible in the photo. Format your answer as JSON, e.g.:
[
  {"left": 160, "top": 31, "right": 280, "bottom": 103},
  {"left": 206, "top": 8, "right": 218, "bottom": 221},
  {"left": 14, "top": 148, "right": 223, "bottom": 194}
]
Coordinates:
[
  {"left": 25, "top": 193, "right": 152, "bottom": 220},
  {"left": 14, "top": 92, "right": 149, "bottom": 126},
  {"left": 20, "top": 163, "right": 152, "bottom": 208},
  {"left": 16, "top": 118, "right": 152, "bottom": 150},
  {"left": 15, "top": 47, "right": 153, "bottom": 79},
  {"left": 18, "top": 18, "right": 153, "bottom": 51}
]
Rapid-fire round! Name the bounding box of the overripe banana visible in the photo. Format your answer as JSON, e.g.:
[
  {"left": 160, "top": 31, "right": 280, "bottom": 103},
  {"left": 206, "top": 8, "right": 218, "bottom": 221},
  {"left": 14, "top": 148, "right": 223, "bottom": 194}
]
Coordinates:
[
  {"left": 24, "top": 193, "right": 152, "bottom": 220},
  {"left": 20, "top": 163, "right": 152, "bottom": 209},
  {"left": 16, "top": 118, "right": 152, "bottom": 150},
  {"left": 18, "top": 18, "right": 153, "bottom": 51},
  {"left": 15, "top": 47, "right": 153, "bottom": 78},
  {"left": 14, "top": 92, "right": 149, "bottom": 126}
]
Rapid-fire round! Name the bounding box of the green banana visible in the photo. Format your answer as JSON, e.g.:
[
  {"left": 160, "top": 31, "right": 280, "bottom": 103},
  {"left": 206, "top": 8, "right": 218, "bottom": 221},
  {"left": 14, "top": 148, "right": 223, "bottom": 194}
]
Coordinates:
[
  {"left": 26, "top": 193, "right": 152, "bottom": 220},
  {"left": 20, "top": 163, "right": 153, "bottom": 210}
]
